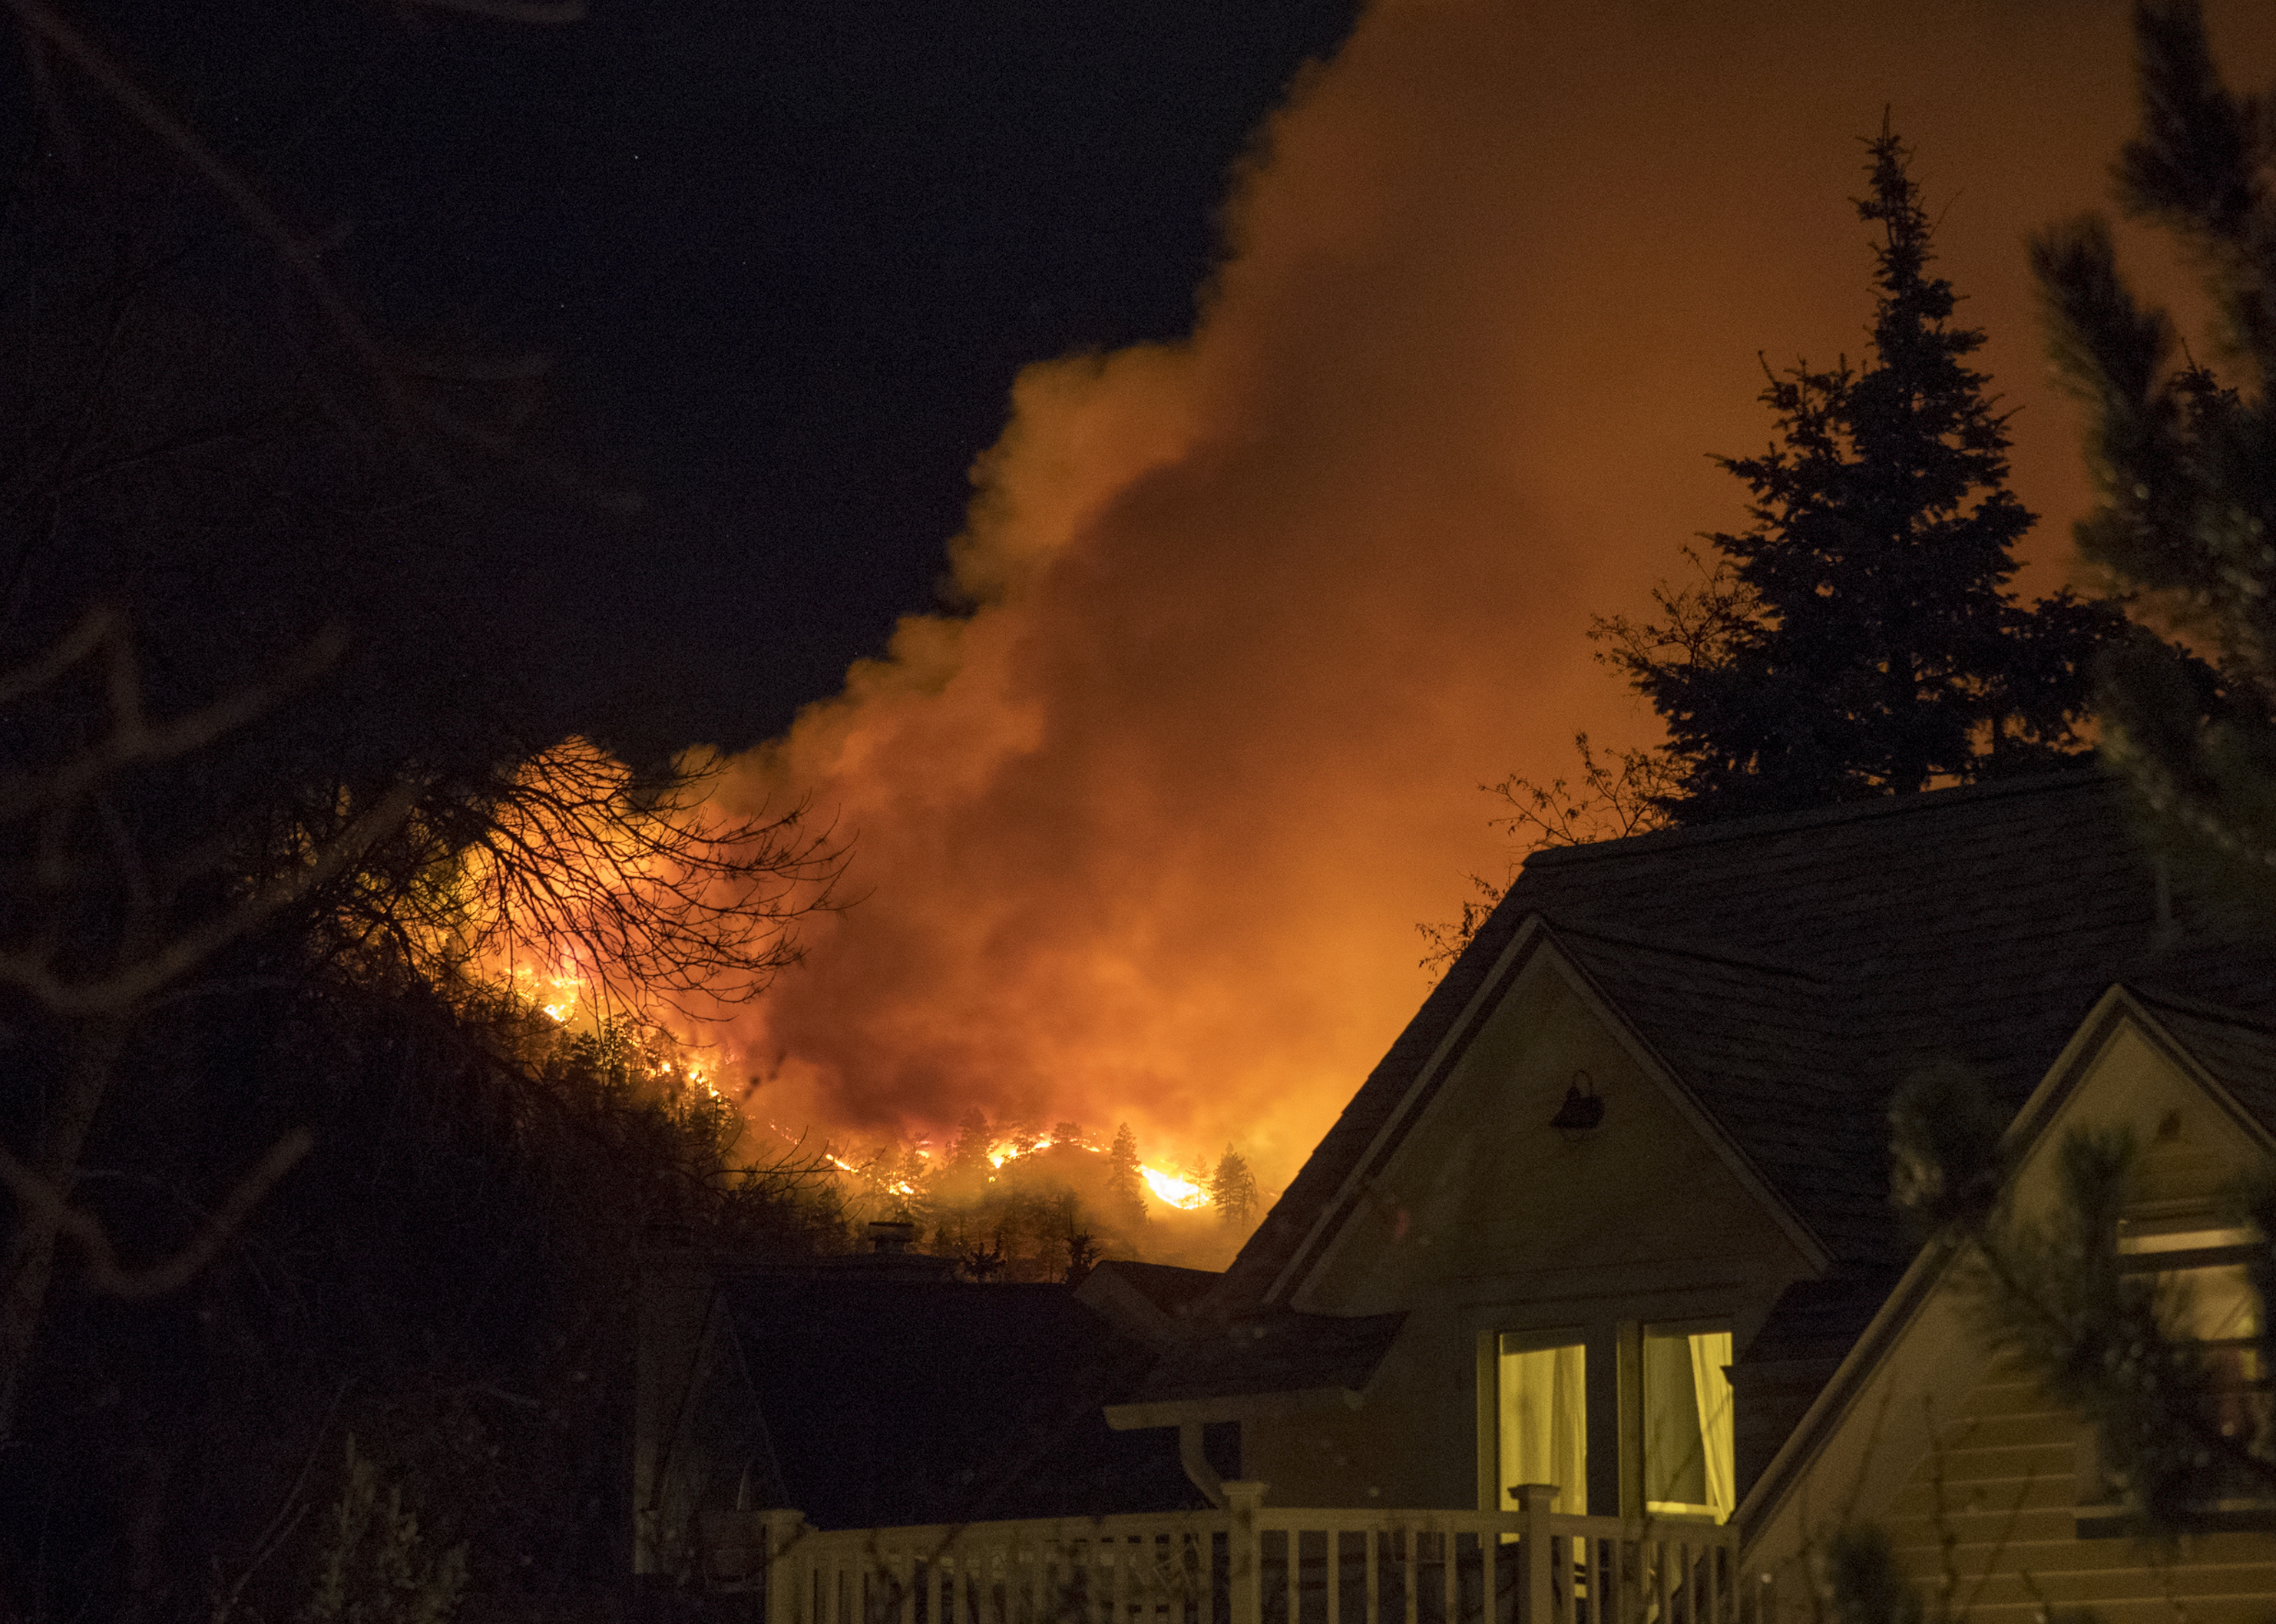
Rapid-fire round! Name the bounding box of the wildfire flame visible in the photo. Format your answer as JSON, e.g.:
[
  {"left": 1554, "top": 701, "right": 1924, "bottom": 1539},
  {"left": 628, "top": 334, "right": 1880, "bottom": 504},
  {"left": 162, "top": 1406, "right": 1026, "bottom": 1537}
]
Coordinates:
[
  {"left": 503, "top": 958, "right": 733, "bottom": 1106},
  {"left": 809, "top": 1127, "right": 1216, "bottom": 1212},
  {"left": 984, "top": 1133, "right": 1077, "bottom": 1169},
  {"left": 829, "top": 1151, "right": 915, "bottom": 1196},
  {"left": 984, "top": 1136, "right": 1212, "bottom": 1209},
  {"left": 1140, "top": 1165, "right": 1209, "bottom": 1209},
  {"left": 508, "top": 961, "right": 591, "bottom": 1026},
  {"left": 438, "top": 743, "right": 1249, "bottom": 1246}
]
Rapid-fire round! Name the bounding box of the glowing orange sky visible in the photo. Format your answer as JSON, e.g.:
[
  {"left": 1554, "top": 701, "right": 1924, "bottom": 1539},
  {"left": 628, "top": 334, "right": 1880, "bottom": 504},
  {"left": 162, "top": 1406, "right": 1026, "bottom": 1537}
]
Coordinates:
[{"left": 711, "top": 0, "right": 2276, "bottom": 1197}]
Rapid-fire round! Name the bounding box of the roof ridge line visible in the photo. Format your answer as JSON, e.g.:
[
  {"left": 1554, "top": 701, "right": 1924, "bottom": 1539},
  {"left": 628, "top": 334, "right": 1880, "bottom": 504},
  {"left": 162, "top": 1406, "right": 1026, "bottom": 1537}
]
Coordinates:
[
  {"left": 2122, "top": 981, "right": 2276, "bottom": 1039},
  {"left": 1520, "top": 766, "right": 2109, "bottom": 869}
]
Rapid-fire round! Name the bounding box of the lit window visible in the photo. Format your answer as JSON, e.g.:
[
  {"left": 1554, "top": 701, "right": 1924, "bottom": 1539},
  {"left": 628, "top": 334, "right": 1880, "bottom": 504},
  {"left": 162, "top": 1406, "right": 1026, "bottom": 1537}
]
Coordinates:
[
  {"left": 1642, "top": 1326, "right": 1735, "bottom": 1523},
  {"left": 1498, "top": 1335, "right": 1586, "bottom": 1515},
  {"left": 2116, "top": 1219, "right": 2258, "bottom": 1257},
  {"left": 2115, "top": 1218, "right": 2270, "bottom": 1468}
]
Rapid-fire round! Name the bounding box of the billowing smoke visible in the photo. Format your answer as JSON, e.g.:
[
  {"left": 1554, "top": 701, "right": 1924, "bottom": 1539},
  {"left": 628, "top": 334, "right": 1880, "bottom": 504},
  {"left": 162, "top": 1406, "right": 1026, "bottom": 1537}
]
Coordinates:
[{"left": 713, "top": 0, "right": 2276, "bottom": 1192}]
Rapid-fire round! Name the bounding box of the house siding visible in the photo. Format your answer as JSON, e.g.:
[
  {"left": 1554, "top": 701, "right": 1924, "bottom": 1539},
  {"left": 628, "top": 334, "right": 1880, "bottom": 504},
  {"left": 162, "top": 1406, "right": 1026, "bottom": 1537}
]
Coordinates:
[{"left": 1877, "top": 1358, "right": 2276, "bottom": 1624}]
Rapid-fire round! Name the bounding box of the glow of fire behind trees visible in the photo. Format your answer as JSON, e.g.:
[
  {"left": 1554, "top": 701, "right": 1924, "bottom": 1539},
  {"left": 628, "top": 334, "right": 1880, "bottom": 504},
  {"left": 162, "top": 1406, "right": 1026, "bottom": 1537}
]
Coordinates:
[{"left": 679, "top": 0, "right": 2276, "bottom": 1210}]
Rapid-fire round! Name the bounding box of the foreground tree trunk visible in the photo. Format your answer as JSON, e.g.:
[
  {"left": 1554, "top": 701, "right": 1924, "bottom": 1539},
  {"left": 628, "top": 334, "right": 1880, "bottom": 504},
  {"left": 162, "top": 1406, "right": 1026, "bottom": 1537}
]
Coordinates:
[{"left": 0, "top": 1020, "right": 124, "bottom": 1443}]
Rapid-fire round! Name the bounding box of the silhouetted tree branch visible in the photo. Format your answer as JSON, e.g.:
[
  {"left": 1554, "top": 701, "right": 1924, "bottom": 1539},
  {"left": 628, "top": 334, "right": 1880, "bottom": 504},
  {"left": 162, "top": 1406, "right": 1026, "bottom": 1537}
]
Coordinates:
[
  {"left": 0, "top": 610, "right": 412, "bottom": 1442},
  {"left": 0, "top": 1125, "right": 311, "bottom": 1301},
  {"left": 2, "top": 0, "right": 602, "bottom": 484},
  {"left": 1417, "top": 731, "right": 1672, "bottom": 971},
  {"left": 0, "top": 4, "right": 860, "bottom": 1609},
  {"left": 328, "top": 739, "right": 842, "bottom": 1023}
]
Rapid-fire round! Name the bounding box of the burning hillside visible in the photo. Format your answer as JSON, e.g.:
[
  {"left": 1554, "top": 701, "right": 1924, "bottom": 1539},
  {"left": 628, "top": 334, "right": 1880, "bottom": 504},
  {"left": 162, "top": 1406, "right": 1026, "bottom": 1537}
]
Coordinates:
[
  {"left": 422, "top": 738, "right": 1259, "bottom": 1272},
  {"left": 810, "top": 1119, "right": 1259, "bottom": 1278}
]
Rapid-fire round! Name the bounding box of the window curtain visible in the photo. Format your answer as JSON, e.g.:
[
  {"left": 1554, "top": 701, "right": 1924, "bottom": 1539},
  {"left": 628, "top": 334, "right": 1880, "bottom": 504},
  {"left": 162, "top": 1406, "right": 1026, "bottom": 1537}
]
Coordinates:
[
  {"left": 1687, "top": 1331, "right": 1735, "bottom": 1520},
  {"left": 1499, "top": 1341, "right": 1586, "bottom": 1514}
]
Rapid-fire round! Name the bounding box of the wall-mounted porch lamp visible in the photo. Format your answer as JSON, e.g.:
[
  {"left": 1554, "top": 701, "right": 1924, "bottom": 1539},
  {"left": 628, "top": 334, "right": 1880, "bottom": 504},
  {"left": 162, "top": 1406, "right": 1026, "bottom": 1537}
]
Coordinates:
[{"left": 1550, "top": 1070, "right": 1603, "bottom": 1139}]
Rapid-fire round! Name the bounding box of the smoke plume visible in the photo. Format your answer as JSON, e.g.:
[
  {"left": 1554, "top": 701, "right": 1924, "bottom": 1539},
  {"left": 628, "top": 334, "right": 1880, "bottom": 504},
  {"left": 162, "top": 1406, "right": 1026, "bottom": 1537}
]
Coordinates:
[{"left": 715, "top": 0, "right": 2276, "bottom": 1192}]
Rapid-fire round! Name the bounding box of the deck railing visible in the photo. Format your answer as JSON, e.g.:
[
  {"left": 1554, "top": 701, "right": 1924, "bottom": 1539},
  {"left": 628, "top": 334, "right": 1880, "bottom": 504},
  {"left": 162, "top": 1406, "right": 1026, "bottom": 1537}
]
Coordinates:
[{"left": 696, "top": 1484, "right": 1774, "bottom": 1624}]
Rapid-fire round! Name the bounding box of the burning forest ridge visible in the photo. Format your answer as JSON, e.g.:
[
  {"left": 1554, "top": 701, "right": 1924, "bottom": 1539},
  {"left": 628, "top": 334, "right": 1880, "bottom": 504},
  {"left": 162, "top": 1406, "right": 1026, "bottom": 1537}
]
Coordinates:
[
  {"left": 822, "top": 1131, "right": 1212, "bottom": 1212},
  {"left": 808, "top": 1120, "right": 1260, "bottom": 1276},
  {"left": 487, "top": 930, "right": 1260, "bottom": 1275}
]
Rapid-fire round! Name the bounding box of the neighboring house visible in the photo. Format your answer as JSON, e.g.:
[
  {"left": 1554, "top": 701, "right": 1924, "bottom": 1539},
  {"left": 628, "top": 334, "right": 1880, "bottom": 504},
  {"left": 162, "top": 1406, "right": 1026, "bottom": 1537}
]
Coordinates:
[
  {"left": 660, "top": 769, "right": 2276, "bottom": 1624},
  {"left": 1742, "top": 981, "right": 2276, "bottom": 1619},
  {"left": 635, "top": 1240, "right": 1232, "bottom": 1581}
]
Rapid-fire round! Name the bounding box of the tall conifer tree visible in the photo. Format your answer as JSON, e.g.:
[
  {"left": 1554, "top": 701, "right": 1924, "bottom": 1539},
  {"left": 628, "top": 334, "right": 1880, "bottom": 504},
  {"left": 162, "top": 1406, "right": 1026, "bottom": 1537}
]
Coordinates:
[
  {"left": 1602, "top": 124, "right": 2126, "bottom": 822},
  {"left": 1105, "top": 1123, "right": 1147, "bottom": 1229},
  {"left": 1209, "top": 1146, "right": 1259, "bottom": 1229}
]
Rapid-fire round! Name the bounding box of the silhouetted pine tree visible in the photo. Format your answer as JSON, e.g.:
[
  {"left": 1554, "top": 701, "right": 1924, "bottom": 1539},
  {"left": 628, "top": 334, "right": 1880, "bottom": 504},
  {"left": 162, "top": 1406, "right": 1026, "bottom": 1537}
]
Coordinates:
[
  {"left": 1209, "top": 1146, "right": 1258, "bottom": 1229},
  {"left": 2033, "top": 1, "right": 2276, "bottom": 870},
  {"left": 1105, "top": 1123, "right": 1147, "bottom": 1229},
  {"left": 950, "top": 1106, "right": 994, "bottom": 1173},
  {"left": 1602, "top": 122, "right": 2128, "bottom": 822}
]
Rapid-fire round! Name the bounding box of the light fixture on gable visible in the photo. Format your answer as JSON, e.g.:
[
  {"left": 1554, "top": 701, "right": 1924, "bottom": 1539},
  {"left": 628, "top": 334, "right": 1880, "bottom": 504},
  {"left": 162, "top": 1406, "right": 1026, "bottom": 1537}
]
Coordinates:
[{"left": 1550, "top": 1070, "right": 1603, "bottom": 1139}]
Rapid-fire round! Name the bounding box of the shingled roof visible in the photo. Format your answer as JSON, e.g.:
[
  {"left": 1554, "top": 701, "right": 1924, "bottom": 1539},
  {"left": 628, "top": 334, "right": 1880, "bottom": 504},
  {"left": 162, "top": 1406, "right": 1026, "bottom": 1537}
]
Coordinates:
[
  {"left": 1168, "top": 768, "right": 2276, "bottom": 1397},
  {"left": 2127, "top": 987, "right": 2276, "bottom": 1133},
  {"left": 723, "top": 1275, "right": 1215, "bottom": 1529}
]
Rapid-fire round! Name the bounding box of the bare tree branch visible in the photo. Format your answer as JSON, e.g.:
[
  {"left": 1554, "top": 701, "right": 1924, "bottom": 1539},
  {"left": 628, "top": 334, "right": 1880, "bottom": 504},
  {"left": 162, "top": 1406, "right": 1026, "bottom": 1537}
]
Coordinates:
[
  {"left": 0, "top": 781, "right": 414, "bottom": 1015},
  {"left": 0, "top": 602, "right": 110, "bottom": 703},
  {"left": 0, "top": 1127, "right": 313, "bottom": 1300},
  {"left": 2, "top": 0, "right": 397, "bottom": 402},
  {"left": 337, "top": 739, "right": 844, "bottom": 1020},
  {"left": 0, "top": 608, "right": 412, "bottom": 1441},
  {"left": 1417, "top": 733, "right": 1674, "bottom": 971},
  {"left": 2, "top": 0, "right": 621, "bottom": 496}
]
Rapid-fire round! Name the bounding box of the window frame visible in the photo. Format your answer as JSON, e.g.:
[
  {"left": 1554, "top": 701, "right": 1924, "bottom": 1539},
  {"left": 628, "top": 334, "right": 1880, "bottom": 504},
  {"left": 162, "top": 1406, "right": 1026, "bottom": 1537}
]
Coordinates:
[
  {"left": 1478, "top": 1316, "right": 1736, "bottom": 1524},
  {"left": 2073, "top": 1212, "right": 2274, "bottom": 1533},
  {"left": 1490, "top": 1327, "right": 1590, "bottom": 1517},
  {"left": 1639, "top": 1318, "right": 1737, "bottom": 1525}
]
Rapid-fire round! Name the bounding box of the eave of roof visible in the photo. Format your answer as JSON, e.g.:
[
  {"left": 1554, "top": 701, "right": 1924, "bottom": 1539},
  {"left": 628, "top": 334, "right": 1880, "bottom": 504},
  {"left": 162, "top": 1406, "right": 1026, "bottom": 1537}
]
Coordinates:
[{"left": 2122, "top": 987, "right": 2276, "bottom": 1141}]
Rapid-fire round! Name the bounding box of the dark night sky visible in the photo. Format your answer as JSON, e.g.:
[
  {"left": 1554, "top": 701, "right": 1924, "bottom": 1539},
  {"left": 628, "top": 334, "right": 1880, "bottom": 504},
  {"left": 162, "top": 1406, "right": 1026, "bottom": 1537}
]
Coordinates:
[{"left": 226, "top": 0, "right": 1361, "bottom": 753}]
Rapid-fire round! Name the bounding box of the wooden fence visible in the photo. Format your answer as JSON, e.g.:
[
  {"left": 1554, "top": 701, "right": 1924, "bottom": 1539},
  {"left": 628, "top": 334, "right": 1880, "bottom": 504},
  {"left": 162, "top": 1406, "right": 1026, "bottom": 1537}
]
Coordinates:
[{"left": 696, "top": 1483, "right": 1775, "bottom": 1624}]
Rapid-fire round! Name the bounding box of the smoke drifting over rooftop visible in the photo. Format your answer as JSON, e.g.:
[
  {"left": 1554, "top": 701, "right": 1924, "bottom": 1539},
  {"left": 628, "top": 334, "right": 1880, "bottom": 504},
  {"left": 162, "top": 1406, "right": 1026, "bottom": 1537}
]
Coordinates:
[{"left": 714, "top": 0, "right": 2276, "bottom": 1187}]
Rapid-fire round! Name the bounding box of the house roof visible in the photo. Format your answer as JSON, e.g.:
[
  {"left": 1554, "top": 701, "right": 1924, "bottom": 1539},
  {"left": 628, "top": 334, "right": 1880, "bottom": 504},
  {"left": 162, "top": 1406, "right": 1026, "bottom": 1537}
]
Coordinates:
[
  {"left": 1735, "top": 978, "right": 2276, "bottom": 1540},
  {"left": 720, "top": 1275, "right": 1214, "bottom": 1530},
  {"left": 1099, "top": 1260, "right": 1224, "bottom": 1315},
  {"left": 1074, "top": 1259, "right": 1230, "bottom": 1346},
  {"left": 2125, "top": 987, "right": 2276, "bottom": 1135},
  {"left": 1179, "top": 769, "right": 2276, "bottom": 1397},
  {"left": 1113, "top": 1305, "right": 1408, "bottom": 1419}
]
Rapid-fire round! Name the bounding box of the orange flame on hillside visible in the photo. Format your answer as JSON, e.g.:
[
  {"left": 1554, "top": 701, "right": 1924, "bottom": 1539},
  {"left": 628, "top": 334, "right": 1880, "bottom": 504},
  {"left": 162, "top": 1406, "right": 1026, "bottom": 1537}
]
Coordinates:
[
  {"left": 809, "top": 1127, "right": 1212, "bottom": 1212},
  {"left": 1140, "top": 1166, "right": 1210, "bottom": 1211}
]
